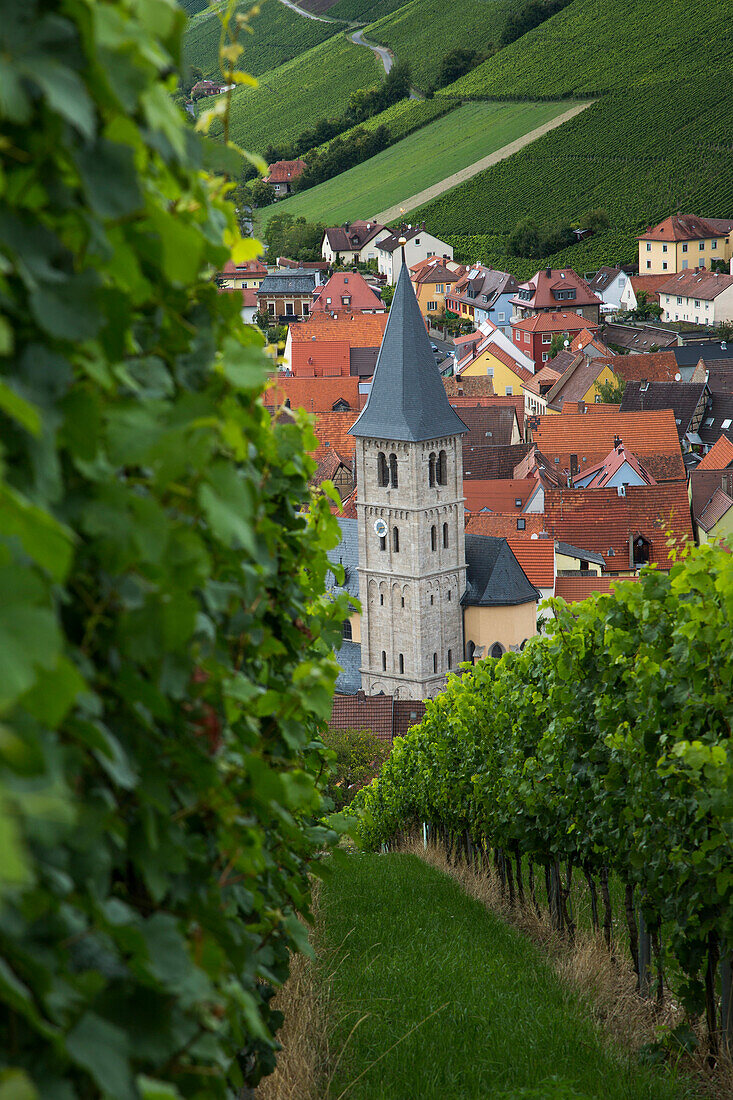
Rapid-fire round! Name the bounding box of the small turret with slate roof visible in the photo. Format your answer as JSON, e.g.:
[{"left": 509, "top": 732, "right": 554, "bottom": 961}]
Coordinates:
[{"left": 350, "top": 257, "right": 467, "bottom": 699}]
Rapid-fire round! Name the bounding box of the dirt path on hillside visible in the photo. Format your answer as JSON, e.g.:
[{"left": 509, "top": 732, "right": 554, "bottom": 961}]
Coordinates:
[
  {"left": 349, "top": 27, "right": 393, "bottom": 75},
  {"left": 374, "top": 100, "right": 593, "bottom": 223},
  {"left": 275, "top": 0, "right": 338, "bottom": 21}
]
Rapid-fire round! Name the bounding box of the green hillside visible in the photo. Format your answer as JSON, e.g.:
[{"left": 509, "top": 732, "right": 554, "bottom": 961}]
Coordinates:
[
  {"left": 327, "top": 0, "right": 408, "bottom": 19},
  {"left": 443, "top": 0, "right": 731, "bottom": 98},
  {"left": 183, "top": 0, "right": 339, "bottom": 81},
  {"left": 221, "top": 32, "right": 382, "bottom": 153},
  {"left": 260, "top": 99, "right": 570, "bottom": 228},
  {"left": 365, "top": 0, "right": 512, "bottom": 90},
  {"left": 412, "top": 74, "right": 733, "bottom": 272},
  {"left": 310, "top": 95, "right": 455, "bottom": 157},
  {"left": 178, "top": 0, "right": 210, "bottom": 14}
]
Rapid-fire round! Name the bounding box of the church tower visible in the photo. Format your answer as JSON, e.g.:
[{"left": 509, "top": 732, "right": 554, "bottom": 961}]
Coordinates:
[{"left": 348, "top": 260, "right": 468, "bottom": 699}]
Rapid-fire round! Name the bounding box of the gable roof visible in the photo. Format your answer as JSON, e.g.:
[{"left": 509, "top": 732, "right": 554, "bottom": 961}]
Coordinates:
[
  {"left": 698, "top": 488, "right": 733, "bottom": 533},
  {"left": 323, "top": 220, "right": 385, "bottom": 253},
  {"left": 586, "top": 266, "right": 624, "bottom": 293},
  {"left": 311, "top": 271, "right": 385, "bottom": 313},
  {"left": 410, "top": 258, "right": 463, "bottom": 285},
  {"left": 546, "top": 355, "right": 610, "bottom": 407},
  {"left": 349, "top": 263, "right": 468, "bottom": 442},
  {"left": 543, "top": 483, "right": 693, "bottom": 570},
  {"left": 576, "top": 442, "right": 656, "bottom": 488},
  {"left": 697, "top": 434, "right": 733, "bottom": 470},
  {"left": 291, "top": 312, "right": 387, "bottom": 348},
  {"left": 659, "top": 270, "right": 733, "bottom": 300},
  {"left": 638, "top": 215, "right": 729, "bottom": 242},
  {"left": 602, "top": 323, "right": 679, "bottom": 352},
  {"left": 626, "top": 274, "right": 673, "bottom": 305},
  {"left": 465, "top": 512, "right": 545, "bottom": 539},
  {"left": 597, "top": 351, "right": 681, "bottom": 383},
  {"left": 265, "top": 375, "right": 361, "bottom": 412},
  {"left": 506, "top": 537, "right": 555, "bottom": 588},
  {"left": 453, "top": 405, "right": 519, "bottom": 451},
  {"left": 378, "top": 223, "right": 446, "bottom": 253},
  {"left": 463, "top": 478, "right": 537, "bottom": 515},
  {"left": 463, "top": 442, "right": 534, "bottom": 480},
  {"left": 620, "top": 380, "right": 707, "bottom": 437},
  {"left": 513, "top": 311, "right": 598, "bottom": 334},
  {"left": 690, "top": 468, "right": 733, "bottom": 520},
  {"left": 511, "top": 268, "right": 602, "bottom": 311},
  {"left": 311, "top": 410, "right": 359, "bottom": 462},
  {"left": 555, "top": 575, "right": 641, "bottom": 603},
  {"left": 264, "top": 158, "right": 306, "bottom": 183},
  {"left": 532, "top": 408, "right": 685, "bottom": 482},
  {"left": 462, "top": 535, "right": 540, "bottom": 607},
  {"left": 291, "top": 339, "right": 350, "bottom": 377},
  {"left": 258, "top": 272, "right": 317, "bottom": 295}
]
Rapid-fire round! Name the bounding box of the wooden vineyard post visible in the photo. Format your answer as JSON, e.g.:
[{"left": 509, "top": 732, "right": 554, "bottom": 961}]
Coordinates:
[
  {"left": 423, "top": 821, "right": 428, "bottom": 850},
  {"left": 638, "top": 907, "right": 651, "bottom": 998},
  {"left": 721, "top": 950, "right": 732, "bottom": 1054}
]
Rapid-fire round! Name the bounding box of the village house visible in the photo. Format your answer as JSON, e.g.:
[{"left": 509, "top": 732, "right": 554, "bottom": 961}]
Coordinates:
[
  {"left": 584, "top": 266, "right": 629, "bottom": 314},
  {"left": 444, "top": 265, "right": 520, "bottom": 334},
  {"left": 637, "top": 215, "right": 733, "bottom": 274},
  {"left": 511, "top": 311, "right": 599, "bottom": 371},
  {"left": 262, "top": 158, "right": 306, "bottom": 198},
  {"left": 658, "top": 269, "right": 733, "bottom": 326},
  {"left": 311, "top": 271, "right": 386, "bottom": 314},
  {"left": 618, "top": 273, "right": 673, "bottom": 314},
  {"left": 257, "top": 270, "right": 322, "bottom": 322},
  {"left": 409, "top": 257, "right": 465, "bottom": 320},
  {"left": 619, "top": 381, "right": 708, "bottom": 446},
  {"left": 511, "top": 267, "right": 603, "bottom": 324},
  {"left": 376, "top": 224, "right": 453, "bottom": 284},
  {"left": 321, "top": 220, "right": 388, "bottom": 265},
  {"left": 283, "top": 311, "right": 388, "bottom": 376},
  {"left": 544, "top": 352, "right": 619, "bottom": 409},
  {"left": 217, "top": 259, "right": 267, "bottom": 291}
]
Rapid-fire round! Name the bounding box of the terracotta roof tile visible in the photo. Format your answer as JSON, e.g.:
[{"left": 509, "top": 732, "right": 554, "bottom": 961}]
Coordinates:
[
  {"left": 264, "top": 158, "right": 306, "bottom": 184},
  {"left": 465, "top": 513, "right": 545, "bottom": 538},
  {"left": 555, "top": 575, "right": 641, "bottom": 603},
  {"left": 532, "top": 409, "right": 685, "bottom": 481},
  {"left": 506, "top": 537, "right": 555, "bottom": 588},
  {"left": 329, "top": 693, "right": 425, "bottom": 740},
  {"left": 658, "top": 270, "right": 733, "bottom": 301},
  {"left": 544, "top": 483, "right": 693, "bottom": 571},
  {"left": 697, "top": 435, "right": 733, "bottom": 470},
  {"left": 510, "top": 268, "right": 602, "bottom": 311},
  {"left": 463, "top": 442, "right": 533, "bottom": 480},
  {"left": 310, "top": 410, "right": 358, "bottom": 462},
  {"left": 627, "top": 274, "right": 675, "bottom": 304},
  {"left": 291, "top": 340, "right": 351, "bottom": 377},
  {"left": 513, "top": 312, "right": 598, "bottom": 334},
  {"left": 266, "top": 375, "right": 360, "bottom": 412},
  {"left": 595, "top": 351, "right": 680, "bottom": 383},
  {"left": 638, "top": 215, "right": 728, "bottom": 243},
  {"left": 463, "top": 478, "right": 537, "bottom": 514},
  {"left": 698, "top": 488, "right": 733, "bottom": 532},
  {"left": 311, "top": 271, "right": 385, "bottom": 313},
  {"left": 690, "top": 469, "right": 733, "bottom": 518}
]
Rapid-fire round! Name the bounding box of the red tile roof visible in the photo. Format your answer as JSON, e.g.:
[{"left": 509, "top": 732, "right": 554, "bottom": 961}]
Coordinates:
[
  {"left": 544, "top": 483, "right": 693, "bottom": 571},
  {"left": 698, "top": 488, "right": 733, "bottom": 532},
  {"left": 465, "top": 513, "right": 545, "bottom": 538},
  {"left": 506, "top": 537, "right": 555, "bottom": 588},
  {"left": 444, "top": 376, "right": 495, "bottom": 397},
  {"left": 463, "top": 478, "right": 538, "bottom": 514},
  {"left": 291, "top": 340, "right": 351, "bottom": 378},
  {"left": 311, "top": 271, "right": 385, "bottom": 313},
  {"left": 292, "top": 312, "right": 387, "bottom": 346},
  {"left": 561, "top": 401, "right": 621, "bottom": 414},
  {"left": 532, "top": 409, "right": 685, "bottom": 481},
  {"left": 555, "top": 575, "right": 641, "bottom": 603},
  {"left": 329, "top": 693, "right": 425, "bottom": 740},
  {"left": 410, "top": 257, "right": 464, "bottom": 285},
  {"left": 627, "top": 274, "right": 675, "bottom": 305},
  {"left": 510, "top": 268, "right": 602, "bottom": 311},
  {"left": 221, "top": 259, "right": 267, "bottom": 276},
  {"left": 513, "top": 312, "right": 598, "bottom": 334},
  {"left": 658, "top": 269, "right": 733, "bottom": 301},
  {"left": 697, "top": 435, "right": 733, "bottom": 470},
  {"left": 310, "top": 410, "right": 359, "bottom": 462},
  {"left": 323, "top": 220, "right": 385, "bottom": 253},
  {"left": 576, "top": 443, "right": 655, "bottom": 488},
  {"left": 595, "top": 351, "right": 681, "bottom": 384},
  {"left": 266, "top": 375, "right": 361, "bottom": 413},
  {"left": 264, "top": 158, "right": 306, "bottom": 184},
  {"left": 638, "top": 215, "right": 728, "bottom": 242}
]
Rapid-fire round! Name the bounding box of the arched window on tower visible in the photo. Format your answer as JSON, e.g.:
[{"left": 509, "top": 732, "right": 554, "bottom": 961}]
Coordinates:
[
  {"left": 392, "top": 526, "right": 400, "bottom": 552},
  {"left": 381, "top": 650, "right": 387, "bottom": 671},
  {"left": 465, "top": 640, "right": 476, "bottom": 663},
  {"left": 398, "top": 653, "right": 404, "bottom": 674},
  {"left": 431, "top": 525, "right": 437, "bottom": 551},
  {"left": 389, "top": 453, "right": 398, "bottom": 488},
  {"left": 379, "top": 534, "right": 386, "bottom": 551},
  {"left": 433, "top": 652, "right": 438, "bottom": 673},
  {"left": 342, "top": 619, "right": 352, "bottom": 641},
  {"left": 447, "top": 649, "right": 453, "bottom": 670},
  {"left": 428, "top": 452, "right": 436, "bottom": 487},
  {"left": 490, "top": 642, "right": 504, "bottom": 660},
  {"left": 377, "top": 451, "right": 388, "bottom": 487},
  {"left": 437, "top": 450, "right": 447, "bottom": 486},
  {"left": 443, "top": 522, "right": 449, "bottom": 548}
]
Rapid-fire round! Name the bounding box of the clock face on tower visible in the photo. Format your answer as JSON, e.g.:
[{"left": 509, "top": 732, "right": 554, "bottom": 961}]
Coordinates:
[{"left": 374, "top": 518, "right": 388, "bottom": 538}]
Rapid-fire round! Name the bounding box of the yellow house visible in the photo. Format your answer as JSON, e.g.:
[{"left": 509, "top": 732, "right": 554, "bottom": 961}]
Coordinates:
[
  {"left": 638, "top": 215, "right": 733, "bottom": 275},
  {"left": 545, "top": 354, "right": 619, "bottom": 408},
  {"left": 410, "top": 258, "right": 464, "bottom": 320},
  {"left": 458, "top": 343, "right": 547, "bottom": 417},
  {"left": 696, "top": 488, "right": 733, "bottom": 545},
  {"left": 218, "top": 259, "right": 267, "bottom": 290}
]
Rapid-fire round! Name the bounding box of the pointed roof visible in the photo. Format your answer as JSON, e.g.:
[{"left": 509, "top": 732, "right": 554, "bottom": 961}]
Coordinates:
[
  {"left": 349, "top": 263, "right": 468, "bottom": 442},
  {"left": 462, "top": 535, "right": 540, "bottom": 607}
]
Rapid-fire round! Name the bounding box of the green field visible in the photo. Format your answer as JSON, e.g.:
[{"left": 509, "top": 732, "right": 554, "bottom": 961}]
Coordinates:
[
  {"left": 318, "top": 853, "right": 692, "bottom": 1100},
  {"left": 178, "top": 0, "right": 210, "bottom": 14},
  {"left": 261, "top": 99, "right": 570, "bottom": 227},
  {"left": 309, "top": 94, "right": 456, "bottom": 157},
  {"left": 327, "top": 0, "right": 408, "bottom": 19},
  {"left": 221, "top": 32, "right": 382, "bottom": 153},
  {"left": 411, "top": 74, "right": 733, "bottom": 273},
  {"left": 365, "top": 0, "right": 512, "bottom": 90},
  {"left": 182, "top": 0, "right": 339, "bottom": 81},
  {"left": 443, "top": 0, "right": 731, "bottom": 98}
]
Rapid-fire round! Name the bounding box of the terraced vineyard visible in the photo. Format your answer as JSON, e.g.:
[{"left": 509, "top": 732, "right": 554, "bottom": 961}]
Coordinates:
[
  {"left": 443, "top": 0, "right": 731, "bottom": 98},
  {"left": 310, "top": 95, "right": 456, "bottom": 158},
  {"left": 412, "top": 75, "right": 733, "bottom": 272},
  {"left": 327, "top": 0, "right": 408, "bottom": 19},
  {"left": 263, "top": 99, "right": 570, "bottom": 229},
  {"left": 364, "top": 0, "right": 513, "bottom": 90},
  {"left": 183, "top": 0, "right": 339, "bottom": 81},
  {"left": 221, "top": 33, "right": 382, "bottom": 153}
]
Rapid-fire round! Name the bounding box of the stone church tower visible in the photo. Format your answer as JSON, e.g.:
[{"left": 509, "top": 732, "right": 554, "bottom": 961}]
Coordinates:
[{"left": 348, "top": 260, "right": 468, "bottom": 699}]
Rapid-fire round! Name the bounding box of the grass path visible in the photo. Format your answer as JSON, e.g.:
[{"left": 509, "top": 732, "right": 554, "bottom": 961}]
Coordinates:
[
  {"left": 262, "top": 99, "right": 573, "bottom": 229},
  {"left": 374, "top": 99, "right": 592, "bottom": 222},
  {"left": 317, "top": 852, "right": 696, "bottom": 1100}
]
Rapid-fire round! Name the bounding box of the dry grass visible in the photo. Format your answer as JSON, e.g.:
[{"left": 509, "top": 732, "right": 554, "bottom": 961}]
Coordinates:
[{"left": 401, "top": 835, "right": 733, "bottom": 1099}]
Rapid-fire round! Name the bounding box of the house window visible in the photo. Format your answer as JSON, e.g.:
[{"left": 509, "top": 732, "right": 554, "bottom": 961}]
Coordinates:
[
  {"left": 392, "top": 526, "right": 399, "bottom": 552},
  {"left": 498, "top": 311, "right": 505, "bottom": 322},
  {"left": 542, "top": 352, "right": 549, "bottom": 362},
  {"left": 633, "top": 535, "right": 650, "bottom": 568},
  {"left": 415, "top": 238, "right": 420, "bottom": 245},
  {"left": 505, "top": 386, "right": 513, "bottom": 396},
  {"left": 431, "top": 525, "right": 437, "bottom": 551},
  {"left": 382, "top": 650, "right": 387, "bottom": 671},
  {"left": 341, "top": 296, "right": 351, "bottom": 306},
  {"left": 447, "top": 649, "right": 452, "bottom": 670},
  {"left": 342, "top": 619, "right": 352, "bottom": 640},
  {"left": 524, "top": 332, "right": 531, "bottom": 344},
  {"left": 285, "top": 302, "right": 294, "bottom": 315},
  {"left": 542, "top": 334, "right": 552, "bottom": 344},
  {"left": 646, "top": 261, "right": 651, "bottom": 269},
  {"left": 662, "top": 262, "right": 668, "bottom": 270},
  {"left": 682, "top": 244, "right": 688, "bottom": 253},
  {"left": 646, "top": 243, "right": 651, "bottom": 251},
  {"left": 694, "top": 299, "right": 700, "bottom": 308},
  {"left": 267, "top": 302, "right": 275, "bottom": 315},
  {"left": 712, "top": 240, "right": 718, "bottom": 250},
  {"left": 436, "top": 284, "right": 444, "bottom": 293},
  {"left": 662, "top": 244, "right": 667, "bottom": 253},
  {"left": 433, "top": 652, "right": 438, "bottom": 673},
  {"left": 677, "top": 296, "right": 682, "bottom": 304},
  {"left": 377, "top": 451, "right": 388, "bottom": 486},
  {"left": 389, "top": 452, "right": 398, "bottom": 488},
  {"left": 399, "top": 653, "right": 404, "bottom": 674},
  {"left": 517, "top": 518, "right": 526, "bottom": 530},
  {"left": 443, "top": 522, "right": 449, "bottom": 548},
  {"left": 429, "top": 452, "right": 436, "bottom": 487},
  {"left": 427, "top": 301, "right": 438, "bottom": 311},
  {"left": 437, "top": 450, "right": 447, "bottom": 485}
]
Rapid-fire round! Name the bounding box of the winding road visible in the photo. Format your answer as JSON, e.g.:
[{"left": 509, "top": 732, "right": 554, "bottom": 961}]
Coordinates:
[
  {"left": 276, "top": 0, "right": 336, "bottom": 21},
  {"left": 349, "top": 28, "right": 394, "bottom": 76}
]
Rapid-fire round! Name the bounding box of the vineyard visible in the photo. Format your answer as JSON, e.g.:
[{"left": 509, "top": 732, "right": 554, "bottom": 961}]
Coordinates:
[
  {"left": 326, "top": 0, "right": 408, "bottom": 19},
  {"left": 442, "top": 0, "right": 732, "bottom": 99},
  {"left": 265, "top": 99, "right": 569, "bottom": 229},
  {"left": 409, "top": 76, "right": 733, "bottom": 269},
  {"left": 444, "top": 228, "right": 639, "bottom": 280},
  {"left": 222, "top": 32, "right": 383, "bottom": 153},
  {"left": 310, "top": 94, "right": 456, "bottom": 157},
  {"left": 182, "top": 0, "right": 339, "bottom": 81},
  {"left": 354, "top": 542, "right": 733, "bottom": 1055},
  {"left": 364, "top": 0, "right": 512, "bottom": 91}
]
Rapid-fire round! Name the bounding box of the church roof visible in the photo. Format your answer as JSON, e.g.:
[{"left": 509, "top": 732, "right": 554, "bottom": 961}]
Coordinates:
[
  {"left": 462, "top": 534, "right": 540, "bottom": 607},
  {"left": 349, "top": 262, "right": 468, "bottom": 442}
]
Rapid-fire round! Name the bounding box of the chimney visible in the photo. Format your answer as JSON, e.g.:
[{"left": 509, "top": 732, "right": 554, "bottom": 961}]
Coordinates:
[
  {"left": 613, "top": 434, "right": 621, "bottom": 450},
  {"left": 546, "top": 267, "right": 552, "bottom": 277}
]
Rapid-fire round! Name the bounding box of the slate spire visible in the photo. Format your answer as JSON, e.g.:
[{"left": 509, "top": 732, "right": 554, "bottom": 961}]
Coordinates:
[{"left": 348, "top": 261, "right": 467, "bottom": 442}]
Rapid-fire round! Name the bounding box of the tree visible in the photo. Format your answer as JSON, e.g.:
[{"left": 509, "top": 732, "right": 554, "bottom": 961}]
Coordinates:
[
  {"left": 508, "top": 217, "right": 541, "bottom": 257},
  {"left": 436, "top": 47, "right": 485, "bottom": 89},
  {"left": 630, "top": 290, "right": 662, "bottom": 321},
  {"left": 582, "top": 208, "right": 610, "bottom": 234},
  {"left": 0, "top": 1, "right": 348, "bottom": 1095},
  {"left": 250, "top": 178, "right": 276, "bottom": 207},
  {"left": 321, "top": 728, "right": 390, "bottom": 811},
  {"left": 381, "top": 284, "right": 396, "bottom": 308},
  {"left": 548, "top": 333, "right": 568, "bottom": 358},
  {"left": 595, "top": 375, "right": 627, "bottom": 402}
]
